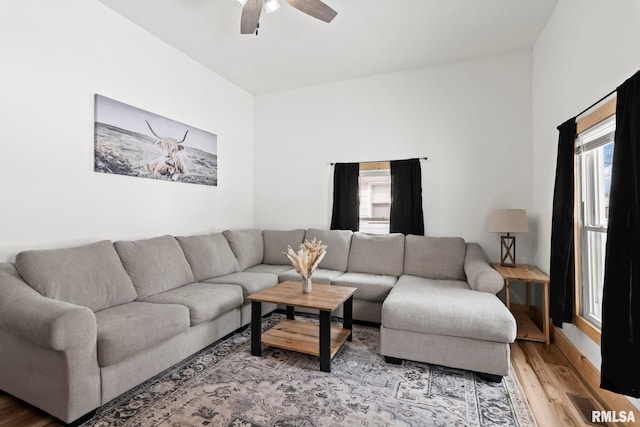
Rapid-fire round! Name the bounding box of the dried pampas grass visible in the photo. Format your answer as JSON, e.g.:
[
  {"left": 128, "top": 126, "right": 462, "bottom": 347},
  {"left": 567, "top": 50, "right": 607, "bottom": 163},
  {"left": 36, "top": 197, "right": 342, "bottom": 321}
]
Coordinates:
[{"left": 283, "top": 238, "right": 327, "bottom": 280}]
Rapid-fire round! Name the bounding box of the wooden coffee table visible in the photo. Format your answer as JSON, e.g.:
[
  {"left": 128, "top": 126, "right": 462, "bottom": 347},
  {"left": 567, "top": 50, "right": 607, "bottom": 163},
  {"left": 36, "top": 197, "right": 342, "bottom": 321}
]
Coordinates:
[{"left": 247, "top": 281, "right": 357, "bottom": 372}]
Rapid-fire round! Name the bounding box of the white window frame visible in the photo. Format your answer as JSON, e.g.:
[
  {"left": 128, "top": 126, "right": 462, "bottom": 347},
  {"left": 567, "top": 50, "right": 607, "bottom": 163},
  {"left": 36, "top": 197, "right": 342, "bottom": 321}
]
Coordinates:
[{"left": 576, "top": 116, "right": 615, "bottom": 332}]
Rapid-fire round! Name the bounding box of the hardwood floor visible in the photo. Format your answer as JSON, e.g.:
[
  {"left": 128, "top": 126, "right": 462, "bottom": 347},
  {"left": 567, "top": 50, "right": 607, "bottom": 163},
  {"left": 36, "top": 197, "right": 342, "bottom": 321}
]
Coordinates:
[
  {"left": 0, "top": 394, "right": 60, "bottom": 427},
  {"left": 0, "top": 340, "right": 634, "bottom": 426},
  {"left": 511, "top": 339, "right": 623, "bottom": 427}
]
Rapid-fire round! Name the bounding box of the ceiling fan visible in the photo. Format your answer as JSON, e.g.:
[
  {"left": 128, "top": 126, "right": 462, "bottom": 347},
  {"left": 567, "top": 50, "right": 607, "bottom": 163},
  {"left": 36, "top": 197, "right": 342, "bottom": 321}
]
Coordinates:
[{"left": 235, "top": 0, "right": 337, "bottom": 34}]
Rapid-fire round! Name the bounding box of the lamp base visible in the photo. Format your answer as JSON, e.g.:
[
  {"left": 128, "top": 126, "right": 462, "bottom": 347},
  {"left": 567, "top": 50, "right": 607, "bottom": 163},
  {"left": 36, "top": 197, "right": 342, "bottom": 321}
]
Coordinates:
[{"left": 500, "top": 235, "right": 517, "bottom": 267}]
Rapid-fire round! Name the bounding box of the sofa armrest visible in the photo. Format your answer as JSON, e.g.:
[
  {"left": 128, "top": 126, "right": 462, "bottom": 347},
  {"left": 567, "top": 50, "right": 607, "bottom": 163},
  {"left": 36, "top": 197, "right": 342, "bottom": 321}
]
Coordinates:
[
  {"left": 0, "top": 263, "right": 96, "bottom": 351},
  {"left": 464, "top": 243, "right": 504, "bottom": 294}
]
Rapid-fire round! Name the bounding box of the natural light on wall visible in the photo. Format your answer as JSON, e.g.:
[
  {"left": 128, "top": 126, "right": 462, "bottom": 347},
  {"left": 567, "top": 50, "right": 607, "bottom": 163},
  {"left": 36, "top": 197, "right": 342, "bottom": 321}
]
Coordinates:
[{"left": 576, "top": 115, "right": 615, "bottom": 331}]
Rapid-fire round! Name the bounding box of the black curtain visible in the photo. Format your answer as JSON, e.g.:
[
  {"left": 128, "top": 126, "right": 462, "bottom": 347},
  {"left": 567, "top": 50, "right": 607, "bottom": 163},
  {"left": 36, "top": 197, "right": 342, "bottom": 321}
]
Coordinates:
[
  {"left": 330, "top": 163, "right": 360, "bottom": 231},
  {"left": 389, "top": 158, "right": 424, "bottom": 235},
  {"left": 549, "top": 118, "right": 577, "bottom": 328},
  {"left": 601, "top": 71, "right": 640, "bottom": 398}
]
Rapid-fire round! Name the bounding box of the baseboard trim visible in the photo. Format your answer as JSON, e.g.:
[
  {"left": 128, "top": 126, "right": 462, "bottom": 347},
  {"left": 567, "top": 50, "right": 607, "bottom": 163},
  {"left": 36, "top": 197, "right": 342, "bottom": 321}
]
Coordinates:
[{"left": 552, "top": 326, "right": 638, "bottom": 426}]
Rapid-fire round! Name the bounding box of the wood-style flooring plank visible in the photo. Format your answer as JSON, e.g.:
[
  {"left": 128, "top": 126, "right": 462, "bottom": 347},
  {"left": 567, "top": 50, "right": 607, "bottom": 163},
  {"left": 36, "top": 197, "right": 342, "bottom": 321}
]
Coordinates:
[
  {"left": 512, "top": 340, "right": 603, "bottom": 426},
  {"left": 511, "top": 340, "right": 556, "bottom": 425},
  {"left": 511, "top": 340, "right": 632, "bottom": 427},
  {"left": 530, "top": 338, "right": 572, "bottom": 366},
  {"left": 0, "top": 392, "right": 60, "bottom": 427},
  {"left": 0, "top": 392, "right": 14, "bottom": 411},
  {"left": 518, "top": 341, "right": 584, "bottom": 426},
  {"left": 551, "top": 326, "right": 638, "bottom": 424}
]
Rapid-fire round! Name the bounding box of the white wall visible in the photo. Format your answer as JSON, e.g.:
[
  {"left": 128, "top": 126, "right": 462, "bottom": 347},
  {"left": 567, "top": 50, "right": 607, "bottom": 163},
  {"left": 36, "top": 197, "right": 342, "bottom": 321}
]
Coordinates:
[
  {"left": 254, "top": 51, "right": 534, "bottom": 264},
  {"left": 532, "top": 0, "right": 640, "bottom": 410},
  {"left": 0, "top": 0, "right": 254, "bottom": 261}
]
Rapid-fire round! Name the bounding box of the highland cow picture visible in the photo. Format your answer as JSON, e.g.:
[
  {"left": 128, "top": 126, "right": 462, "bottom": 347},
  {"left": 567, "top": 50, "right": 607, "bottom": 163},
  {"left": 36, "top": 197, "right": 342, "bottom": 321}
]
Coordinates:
[{"left": 94, "top": 94, "right": 218, "bottom": 186}]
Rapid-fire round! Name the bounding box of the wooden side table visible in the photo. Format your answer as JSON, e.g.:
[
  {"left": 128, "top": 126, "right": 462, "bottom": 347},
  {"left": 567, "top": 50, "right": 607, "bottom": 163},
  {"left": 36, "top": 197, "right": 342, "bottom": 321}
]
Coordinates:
[{"left": 492, "top": 263, "right": 550, "bottom": 345}]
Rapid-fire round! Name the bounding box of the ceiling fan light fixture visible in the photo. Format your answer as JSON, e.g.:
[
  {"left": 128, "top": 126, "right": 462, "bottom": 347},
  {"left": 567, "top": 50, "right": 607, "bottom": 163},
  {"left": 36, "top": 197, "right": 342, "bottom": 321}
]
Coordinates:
[
  {"left": 263, "top": 0, "right": 281, "bottom": 14},
  {"left": 238, "top": 0, "right": 337, "bottom": 34}
]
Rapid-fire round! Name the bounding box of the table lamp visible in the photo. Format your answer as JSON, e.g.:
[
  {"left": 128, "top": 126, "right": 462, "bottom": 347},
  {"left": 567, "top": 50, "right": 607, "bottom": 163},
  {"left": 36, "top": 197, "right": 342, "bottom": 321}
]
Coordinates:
[{"left": 489, "top": 209, "right": 529, "bottom": 267}]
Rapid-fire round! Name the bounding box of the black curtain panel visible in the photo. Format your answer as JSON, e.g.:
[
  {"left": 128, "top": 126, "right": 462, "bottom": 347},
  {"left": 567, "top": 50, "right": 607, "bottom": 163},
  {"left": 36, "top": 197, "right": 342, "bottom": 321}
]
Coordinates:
[
  {"left": 330, "top": 163, "right": 360, "bottom": 231},
  {"left": 549, "top": 118, "right": 577, "bottom": 328},
  {"left": 601, "top": 71, "right": 640, "bottom": 398},
  {"left": 389, "top": 158, "right": 425, "bottom": 235}
]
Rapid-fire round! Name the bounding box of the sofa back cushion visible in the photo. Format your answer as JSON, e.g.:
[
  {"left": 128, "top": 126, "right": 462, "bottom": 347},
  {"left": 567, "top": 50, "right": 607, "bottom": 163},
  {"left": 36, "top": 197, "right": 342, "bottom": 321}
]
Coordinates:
[
  {"left": 404, "top": 235, "right": 466, "bottom": 280},
  {"left": 114, "top": 235, "right": 195, "bottom": 300},
  {"left": 262, "top": 229, "right": 306, "bottom": 265},
  {"left": 15, "top": 240, "right": 137, "bottom": 312},
  {"left": 304, "top": 229, "right": 353, "bottom": 272},
  {"left": 223, "top": 229, "right": 264, "bottom": 271},
  {"left": 347, "top": 233, "right": 405, "bottom": 276},
  {"left": 176, "top": 233, "right": 240, "bottom": 282}
]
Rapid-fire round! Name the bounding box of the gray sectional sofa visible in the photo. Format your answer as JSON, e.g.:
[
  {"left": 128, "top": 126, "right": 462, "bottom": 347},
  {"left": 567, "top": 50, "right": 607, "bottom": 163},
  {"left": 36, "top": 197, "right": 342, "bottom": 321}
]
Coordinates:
[{"left": 0, "top": 228, "right": 516, "bottom": 424}]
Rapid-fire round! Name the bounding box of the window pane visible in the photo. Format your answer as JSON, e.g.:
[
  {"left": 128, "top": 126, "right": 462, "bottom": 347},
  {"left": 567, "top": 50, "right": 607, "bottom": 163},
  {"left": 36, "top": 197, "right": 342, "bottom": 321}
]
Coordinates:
[
  {"left": 586, "top": 142, "right": 613, "bottom": 227},
  {"left": 581, "top": 230, "right": 606, "bottom": 328},
  {"left": 359, "top": 169, "right": 390, "bottom": 234},
  {"left": 603, "top": 142, "right": 613, "bottom": 224},
  {"left": 577, "top": 128, "right": 614, "bottom": 331}
]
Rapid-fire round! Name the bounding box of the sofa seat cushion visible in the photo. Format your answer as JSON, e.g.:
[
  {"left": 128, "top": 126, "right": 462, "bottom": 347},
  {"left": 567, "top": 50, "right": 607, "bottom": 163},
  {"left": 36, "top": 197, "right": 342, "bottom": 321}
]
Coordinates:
[
  {"left": 263, "top": 229, "right": 306, "bottom": 265},
  {"left": 15, "top": 240, "right": 137, "bottom": 312},
  {"left": 114, "top": 235, "right": 195, "bottom": 300},
  {"left": 144, "top": 283, "right": 243, "bottom": 326},
  {"left": 176, "top": 233, "right": 239, "bottom": 282},
  {"left": 404, "top": 235, "right": 466, "bottom": 280},
  {"left": 95, "top": 302, "right": 190, "bottom": 367},
  {"left": 245, "top": 264, "right": 293, "bottom": 275},
  {"left": 347, "top": 233, "right": 405, "bottom": 276},
  {"left": 278, "top": 268, "right": 343, "bottom": 285},
  {"left": 203, "top": 272, "right": 278, "bottom": 298},
  {"left": 331, "top": 272, "right": 397, "bottom": 302},
  {"left": 382, "top": 275, "right": 516, "bottom": 343}
]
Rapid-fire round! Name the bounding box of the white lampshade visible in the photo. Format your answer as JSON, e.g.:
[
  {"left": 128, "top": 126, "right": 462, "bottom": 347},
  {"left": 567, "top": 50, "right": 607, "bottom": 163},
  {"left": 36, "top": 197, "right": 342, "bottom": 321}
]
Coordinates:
[{"left": 488, "top": 209, "right": 529, "bottom": 234}]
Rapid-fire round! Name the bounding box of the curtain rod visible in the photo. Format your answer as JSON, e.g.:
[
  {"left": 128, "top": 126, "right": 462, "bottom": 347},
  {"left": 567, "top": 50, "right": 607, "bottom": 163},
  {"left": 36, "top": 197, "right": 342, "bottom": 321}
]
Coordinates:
[
  {"left": 575, "top": 88, "right": 617, "bottom": 119},
  {"left": 330, "top": 157, "right": 428, "bottom": 166}
]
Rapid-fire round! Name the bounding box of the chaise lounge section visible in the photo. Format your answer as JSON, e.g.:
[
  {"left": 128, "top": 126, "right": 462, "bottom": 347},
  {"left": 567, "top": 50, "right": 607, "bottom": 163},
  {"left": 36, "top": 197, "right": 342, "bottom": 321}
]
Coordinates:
[{"left": 380, "top": 237, "right": 516, "bottom": 379}]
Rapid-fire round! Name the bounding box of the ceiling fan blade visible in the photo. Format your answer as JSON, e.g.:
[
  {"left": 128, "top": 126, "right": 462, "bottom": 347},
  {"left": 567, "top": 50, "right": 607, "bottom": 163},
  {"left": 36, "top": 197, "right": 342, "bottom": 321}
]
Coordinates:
[
  {"left": 287, "top": 0, "right": 337, "bottom": 23},
  {"left": 241, "top": 0, "right": 262, "bottom": 34}
]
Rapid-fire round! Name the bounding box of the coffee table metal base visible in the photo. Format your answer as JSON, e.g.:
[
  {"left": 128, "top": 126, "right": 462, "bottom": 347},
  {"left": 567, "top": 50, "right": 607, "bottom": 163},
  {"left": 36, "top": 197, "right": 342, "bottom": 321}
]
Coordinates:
[{"left": 250, "top": 297, "right": 353, "bottom": 373}]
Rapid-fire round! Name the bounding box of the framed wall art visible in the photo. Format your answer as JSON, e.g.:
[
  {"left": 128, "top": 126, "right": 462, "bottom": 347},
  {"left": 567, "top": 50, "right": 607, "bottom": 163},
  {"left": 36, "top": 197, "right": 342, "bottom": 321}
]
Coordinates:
[{"left": 94, "top": 94, "right": 218, "bottom": 186}]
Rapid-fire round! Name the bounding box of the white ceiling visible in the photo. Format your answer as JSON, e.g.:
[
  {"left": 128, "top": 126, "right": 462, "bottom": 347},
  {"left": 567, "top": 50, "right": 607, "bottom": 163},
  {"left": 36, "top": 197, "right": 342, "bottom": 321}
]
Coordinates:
[{"left": 98, "top": 0, "right": 558, "bottom": 94}]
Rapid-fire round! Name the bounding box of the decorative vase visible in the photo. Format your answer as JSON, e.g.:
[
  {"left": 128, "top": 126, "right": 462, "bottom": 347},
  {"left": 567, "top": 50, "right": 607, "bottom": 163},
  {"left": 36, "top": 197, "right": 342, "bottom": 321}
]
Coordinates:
[{"left": 302, "top": 277, "right": 312, "bottom": 294}]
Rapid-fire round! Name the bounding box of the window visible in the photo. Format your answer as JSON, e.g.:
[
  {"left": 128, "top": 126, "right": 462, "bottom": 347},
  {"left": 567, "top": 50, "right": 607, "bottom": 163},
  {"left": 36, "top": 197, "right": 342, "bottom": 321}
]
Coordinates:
[
  {"left": 576, "top": 116, "right": 615, "bottom": 331},
  {"left": 358, "top": 163, "right": 391, "bottom": 234},
  {"left": 331, "top": 159, "right": 423, "bottom": 235}
]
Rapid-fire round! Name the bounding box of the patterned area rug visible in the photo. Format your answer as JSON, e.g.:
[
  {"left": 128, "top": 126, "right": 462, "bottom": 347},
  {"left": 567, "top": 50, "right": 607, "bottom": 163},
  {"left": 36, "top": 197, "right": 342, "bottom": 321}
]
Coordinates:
[{"left": 82, "top": 314, "right": 536, "bottom": 426}]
